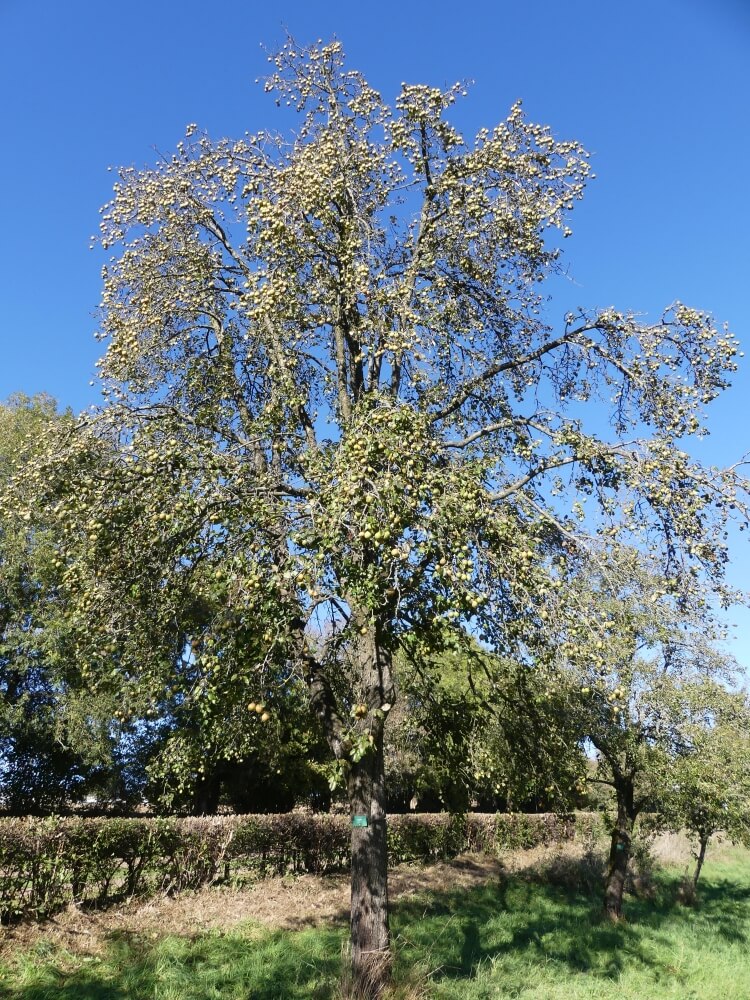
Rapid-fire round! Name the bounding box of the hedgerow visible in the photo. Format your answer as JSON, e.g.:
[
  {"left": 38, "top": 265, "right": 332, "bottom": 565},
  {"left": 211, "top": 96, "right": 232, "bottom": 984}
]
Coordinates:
[{"left": 0, "top": 811, "right": 584, "bottom": 923}]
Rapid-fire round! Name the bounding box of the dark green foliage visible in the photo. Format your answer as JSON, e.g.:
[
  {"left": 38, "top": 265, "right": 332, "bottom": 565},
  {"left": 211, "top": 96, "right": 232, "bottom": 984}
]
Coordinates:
[
  {"left": 0, "top": 396, "right": 127, "bottom": 814},
  {"left": 386, "top": 640, "right": 588, "bottom": 815}
]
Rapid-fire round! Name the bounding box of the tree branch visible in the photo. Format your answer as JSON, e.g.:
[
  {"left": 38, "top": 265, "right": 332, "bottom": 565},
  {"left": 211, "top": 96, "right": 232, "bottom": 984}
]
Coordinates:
[{"left": 432, "top": 326, "right": 594, "bottom": 422}]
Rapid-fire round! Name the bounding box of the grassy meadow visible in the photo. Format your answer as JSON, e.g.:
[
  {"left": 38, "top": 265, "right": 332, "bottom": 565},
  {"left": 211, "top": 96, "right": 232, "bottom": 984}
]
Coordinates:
[{"left": 1, "top": 843, "right": 748, "bottom": 999}]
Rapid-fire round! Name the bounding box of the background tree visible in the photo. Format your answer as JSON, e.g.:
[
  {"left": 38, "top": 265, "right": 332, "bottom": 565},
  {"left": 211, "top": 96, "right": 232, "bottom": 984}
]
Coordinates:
[
  {"left": 16, "top": 39, "right": 750, "bottom": 994},
  {"left": 387, "top": 637, "right": 586, "bottom": 814},
  {"left": 551, "top": 547, "right": 742, "bottom": 919},
  {"left": 657, "top": 704, "right": 750, "bottom": 894},
  {"left": 0, "top": 395, "right": 123, "bottom": 813},
  {"left": 0, "top": 395, "right": 334, "bottom": 816}
]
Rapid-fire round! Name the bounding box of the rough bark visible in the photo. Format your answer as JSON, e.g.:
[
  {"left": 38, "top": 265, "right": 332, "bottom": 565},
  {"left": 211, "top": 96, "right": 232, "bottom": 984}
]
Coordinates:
[
  {"left": 604, "top": 791, "right": 634, "bottom": 920},
  {"left": 346, "top": 621, "right": 395, "bottom": 999},
  {"left": 306, "top": 607, "right": 395, "bottom": 999},
  {"left": 348, "top": 739, "right": 391, "bottom": 998}
]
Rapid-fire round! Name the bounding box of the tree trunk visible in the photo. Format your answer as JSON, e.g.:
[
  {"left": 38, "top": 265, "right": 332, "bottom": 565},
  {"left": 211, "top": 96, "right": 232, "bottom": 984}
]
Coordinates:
[
  {"left": 604, "top": 795, "right": 634, "bottom": 920},
  {"left": 348, "top": 739, "right": 391, "bottom": 998},
  {"left": 346, "top": 621, "right": 395, "bottom": 999},
  {"left": 193, "top": 770, "right": 221, "bottom": 815},
  {"left": 305, "top": 602, "right": 395, "bottom": 998},
  {"left": 692, "top": 833, "right": 709, "bottom": 890}
]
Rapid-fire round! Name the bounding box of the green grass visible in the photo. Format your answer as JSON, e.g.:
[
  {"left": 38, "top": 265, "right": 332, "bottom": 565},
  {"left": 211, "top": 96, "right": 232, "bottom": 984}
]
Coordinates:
[
  {"left": 393, "top": 858, "right": 750, "bottom": 999},
  {"left": 0, "top": 924, "right": 345, "bottom": 999},
  {"left": 2, "top": 856, "right": 749, "bottom": 999}
]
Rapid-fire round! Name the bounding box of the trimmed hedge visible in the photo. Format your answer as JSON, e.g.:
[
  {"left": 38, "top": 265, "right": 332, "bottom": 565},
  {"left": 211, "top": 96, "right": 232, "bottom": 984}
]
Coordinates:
[{"left": 0, "top": 811, "right": 583, "bottom": 923}]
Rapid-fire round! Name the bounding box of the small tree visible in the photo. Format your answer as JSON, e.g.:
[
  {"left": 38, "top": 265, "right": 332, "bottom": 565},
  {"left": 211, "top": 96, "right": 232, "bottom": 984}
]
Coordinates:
[
  {"left": 552, "top": 548, "right": 742, "bottom": 919},
  {"left": 660, "top": 707, "right": 750, "bottom": 893},
  {"left": 15, "top": 40, "right": 749, "bottom": 993}
]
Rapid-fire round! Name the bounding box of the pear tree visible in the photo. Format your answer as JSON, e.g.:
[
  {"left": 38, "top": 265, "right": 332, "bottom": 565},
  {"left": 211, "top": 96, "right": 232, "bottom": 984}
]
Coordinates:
[
  {"left": 551, "top": 547, "right": 743, "bottom": 919},
  {"left": 17, "top": 39, "right": 750, "bottom": 994},
  {"left": 659, "top": 704, "right": 750, "bottom": 893}
]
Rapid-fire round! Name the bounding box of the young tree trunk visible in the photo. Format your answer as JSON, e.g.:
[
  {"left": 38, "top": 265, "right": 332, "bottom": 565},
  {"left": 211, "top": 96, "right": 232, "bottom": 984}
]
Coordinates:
[
  {"left": 692, "top": 833, "right": 710, "bottom": 890},
  {"left": 604, "top": 796, "right": 634, "bottom": 920},
  {"left": 348, "top": 738, "right": 391, "bottom": 998}
]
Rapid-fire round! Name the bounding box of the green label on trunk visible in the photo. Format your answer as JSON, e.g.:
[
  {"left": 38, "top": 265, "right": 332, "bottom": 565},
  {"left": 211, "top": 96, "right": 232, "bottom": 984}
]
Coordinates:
[{"left": 352, "top": 815, "right": 368, "bottom": 827}]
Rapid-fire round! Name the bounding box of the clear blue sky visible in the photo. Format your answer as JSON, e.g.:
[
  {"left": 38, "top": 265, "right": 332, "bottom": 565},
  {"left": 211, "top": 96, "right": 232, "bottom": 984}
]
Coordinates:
[{"left": 1, "top": 0, "right": 749, "bottom": 657}]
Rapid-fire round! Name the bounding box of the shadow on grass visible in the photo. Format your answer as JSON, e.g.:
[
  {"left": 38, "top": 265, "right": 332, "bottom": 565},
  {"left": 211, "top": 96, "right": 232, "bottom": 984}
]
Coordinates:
[
  {"left": 392, "top": 880, "right": 628, "bottom": 982},
  {"left": 676, "top": 878, "right": 750, "bottom": 943},
  {"left": 1, "top": 924, "right": 346, "bottom": 1000},
  {"left": 4, "top": 864, "right": 749, "bottom": 999},
  {"left": 390, "top": 866, "right": 750, "bottom": 988}
]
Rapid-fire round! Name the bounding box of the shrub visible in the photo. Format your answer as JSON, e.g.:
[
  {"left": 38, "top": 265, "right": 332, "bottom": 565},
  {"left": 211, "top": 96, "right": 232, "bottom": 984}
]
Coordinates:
[{"left": 0, "top": 811, "right": 581, "bottom": 923}]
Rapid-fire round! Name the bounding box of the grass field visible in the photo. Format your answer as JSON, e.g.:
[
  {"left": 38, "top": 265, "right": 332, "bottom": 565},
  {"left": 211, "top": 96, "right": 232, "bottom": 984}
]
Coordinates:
[{"left": 1, "top": 844, "right": 748, "bottom": 999}]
